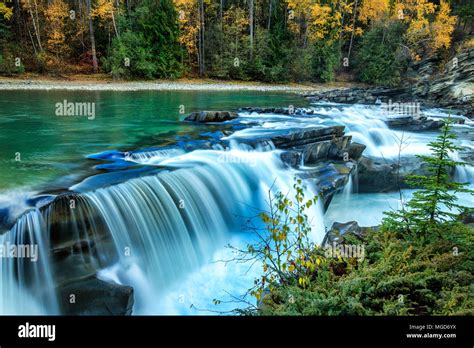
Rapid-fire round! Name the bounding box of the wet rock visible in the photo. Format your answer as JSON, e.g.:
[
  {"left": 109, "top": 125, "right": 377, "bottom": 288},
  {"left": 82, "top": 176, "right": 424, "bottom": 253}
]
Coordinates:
[
  {"left": 461, "top": 210, "right": 474, "bottom": 226},
  {"left": 297, "top": 140, "right": 333, "bottom": 163},
  {"left": 386, "top": 115, "right": 444, "bottom": 131},
  {"left": 357, "top": 157, "right": 398, "bottom": 193},
  {"left": 184, "top": 111, "right": 238, "bottom": 123},
  {"left": 0, "top": 208, "right": 12, "bottom": 233},
  {"left": 348, "top": 142, "right": 367, "bottom": 160},
  {"left": 322, "top": 221, "right": 378, "bottom": 247},
  {"left": 267, "top": 126, "right": 354, "bottom": 165},
  {"left": 328, "top": 135, "right": 352, "bottom": 159},
  {"left": 271, "top": 126, "right": 345, "bottom": 149},
  {"left": 299, "top": 161, "right": 357, "bottom": 209},
  {"left": 357, "top": 156, "right": 437, "bottom": 193},
  {"left": 280, "top": 151, "right": 303, "bottom": 168},
  {"left": 57, "top": 275, "right": 134, "bottom": 315}
]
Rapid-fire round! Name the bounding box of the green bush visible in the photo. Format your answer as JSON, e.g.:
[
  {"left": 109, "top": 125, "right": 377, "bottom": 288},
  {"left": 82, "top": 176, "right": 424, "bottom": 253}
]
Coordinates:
[
  {"left": 311, "top": 40, "right": 341, "bottom": 82},
  {"left": 104, "top": 31, "right": 157, "bottom": 79},
  {"left": 103, "top": 0, "right": 183, "bottom": 79},
  {"left": 259, "top": 222, "right": 473, "bottom": 316},
  {"left": 355, "top": 22, "right": 408, "bottom": 86},
  {"left": 0, "top": 51, "right": 24, "bottom": 75}
]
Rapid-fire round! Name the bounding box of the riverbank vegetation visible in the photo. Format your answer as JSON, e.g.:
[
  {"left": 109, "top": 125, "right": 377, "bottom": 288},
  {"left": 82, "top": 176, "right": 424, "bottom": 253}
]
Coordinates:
[
  {"left": 238, "top": 118, "right": 473, "bottom": 315},
  {"left": 0, "top": 0, "right": 472, "bottom": 85}
]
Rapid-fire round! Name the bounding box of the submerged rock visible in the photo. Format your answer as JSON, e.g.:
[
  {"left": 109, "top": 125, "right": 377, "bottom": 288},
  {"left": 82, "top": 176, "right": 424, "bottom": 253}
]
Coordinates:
[{"left": 184, "top": 111, "right": 238, "bottom": 123}]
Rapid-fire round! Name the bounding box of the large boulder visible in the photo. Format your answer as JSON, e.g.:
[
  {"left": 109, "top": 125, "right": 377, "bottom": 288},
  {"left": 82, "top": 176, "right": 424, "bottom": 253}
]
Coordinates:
[
  {"left": 57, "top": 275, "right": 134, "bottom": 315},
  {"left": 270, "top": 126, "right": 357, "bottom": 165},
  {"left": 184, "top": 111, "right": 238, "bottom": 123},
  {"left": 348, "top": 142, "right": 367, "bottom": 160},
  {"left": 357, "top": 157, "right": 398, "bottom": 193},
  {"left": 357, "top": 156, "right": 433, "bottom": 193}
]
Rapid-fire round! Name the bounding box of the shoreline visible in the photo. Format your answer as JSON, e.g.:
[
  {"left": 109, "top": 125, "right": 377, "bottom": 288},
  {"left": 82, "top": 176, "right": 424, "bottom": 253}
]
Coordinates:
[{"left": 0, "top": 77, "right": 356, "bottom": 92}]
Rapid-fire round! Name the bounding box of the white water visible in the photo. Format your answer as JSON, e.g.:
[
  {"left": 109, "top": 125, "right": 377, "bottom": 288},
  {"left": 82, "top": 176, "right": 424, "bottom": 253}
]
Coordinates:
[
  {"left": 124, "top": 148, "right": 186, "bottom": 165},
  {"left": 90, "top": 148, "right": 324, "bottom": 314},
  {"left": 0, "top": 210, "right": 58, "bottom": 314},
  {"left": 230, "top": 105, "right": 467, "bottom": 159}
]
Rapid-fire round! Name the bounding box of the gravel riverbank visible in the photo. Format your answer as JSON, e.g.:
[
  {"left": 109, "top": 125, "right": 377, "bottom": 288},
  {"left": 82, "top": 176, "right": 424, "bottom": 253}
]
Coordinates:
[{"left": 0, "top": 78, "right": 327, "bottom": 92}]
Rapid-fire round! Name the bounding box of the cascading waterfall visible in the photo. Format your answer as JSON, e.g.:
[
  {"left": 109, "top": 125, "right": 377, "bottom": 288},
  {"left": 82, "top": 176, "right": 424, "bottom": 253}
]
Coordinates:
[
  {"left": 2, "top": 143, "right": 325, "bottom": 315},
  {"left": 0, "top": 209, "right": 58, "bottom": 315},
  {"left": 232, "top": 105, "right": 441, "bottom": 158},
  {"left": 125, "top": 148, "right": 186, "bottom": 164},
  {"left": 92, "top": 148, "right": 325, "bottom": 314}
]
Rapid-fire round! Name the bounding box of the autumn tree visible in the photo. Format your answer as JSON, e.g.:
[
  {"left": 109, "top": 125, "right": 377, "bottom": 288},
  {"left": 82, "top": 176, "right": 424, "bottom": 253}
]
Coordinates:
[
  {"left": 174, "top": 0, "right": 200, "bottom": 70},
  {"left": 44, "top": 0, "right": 69, "bottom": 58},
  {"left": 402, "top": 0, "right": 457, "bottom": 60},
  {"left": 92, "top": 0, "right": 120, "bottom": 38}
]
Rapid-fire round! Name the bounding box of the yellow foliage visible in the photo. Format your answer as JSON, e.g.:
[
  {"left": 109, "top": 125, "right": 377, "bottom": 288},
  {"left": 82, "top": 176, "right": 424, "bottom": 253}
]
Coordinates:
[
  {"left": 0, "top": 3, "right": 13, "bottom": 20},
  {"left": 359, "top": 0, "right": 389, "bottom": 24},
  {"left": 91, "top": 0, "right": 115, "bottom": 21},
  {"left": 404, "top": 0, "right": 457, "bottom": 60},
  {"left": 174, "top": 0, "right": 199, "bottom": 56},
  {"left": 286, "top": 0, "right": 342, "bottom": 42},
  {"left": 431, "top": 0, "right": 457, "bottom": 51},
  {"left": 44, "top": 0, "right": 69, "bottom": 55}
]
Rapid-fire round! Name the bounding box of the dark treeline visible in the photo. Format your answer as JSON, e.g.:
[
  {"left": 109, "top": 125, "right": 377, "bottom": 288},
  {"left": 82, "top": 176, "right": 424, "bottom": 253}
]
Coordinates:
[{"left": 0, "top": 0, "right": 473, "bottom": 84}]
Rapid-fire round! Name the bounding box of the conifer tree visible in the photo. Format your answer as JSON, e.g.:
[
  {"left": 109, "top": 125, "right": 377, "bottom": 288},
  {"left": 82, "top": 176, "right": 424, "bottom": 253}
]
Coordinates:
[{"left": 384, "top": 117, "right": 473, "bottom": 236}]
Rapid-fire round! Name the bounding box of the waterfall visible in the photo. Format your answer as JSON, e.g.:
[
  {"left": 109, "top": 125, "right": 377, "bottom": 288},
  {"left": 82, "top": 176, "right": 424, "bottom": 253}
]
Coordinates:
[
  {"left": 233, "top": 105, "right": 436, "bottom": 159},
  {"left": 452, "top": 152, "right": 474, "bottom": 183},
  {"left": 2, "top": 146, "right": 325, "bottom": 315},
  {"left": 0, "top": 210, "right": 58, "bottom": 315},
  {"left": 341, "top": 175, "right": 353, "bottom": 202},
  {"left": 91, "top": 148, "right": 325, "bottom": 314}
]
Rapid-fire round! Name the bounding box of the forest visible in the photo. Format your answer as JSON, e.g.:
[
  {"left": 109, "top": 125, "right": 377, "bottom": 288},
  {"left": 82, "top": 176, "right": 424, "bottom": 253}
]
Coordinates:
[{"left": 0, "top": 0, "right": 473, "bottom": 84}]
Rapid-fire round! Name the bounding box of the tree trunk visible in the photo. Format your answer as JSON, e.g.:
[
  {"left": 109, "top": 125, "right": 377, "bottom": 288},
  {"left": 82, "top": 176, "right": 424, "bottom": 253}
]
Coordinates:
[
  {"left": 111, "top": 5, "right": 119, "bottom": 38},
  {"left": 27, "top": 0, "right": 42, "bottom": 52},
  {"left": 267, "top": 0, "right": 272, "bottom": 30},
  {"left": 249, "top": 0, "right": 254, "bottom": 59},
  {"left": 220, "top": 0, "right": 223, "bottom": 31},
  {"left": 86, "top": 0, "right": 98, "bottom": 73},
  {"left": 198, "top": 0, "right": 205, "bottom": 76},
  {"left": 347, "top": 0, "right": 359, "bottom": 60}
]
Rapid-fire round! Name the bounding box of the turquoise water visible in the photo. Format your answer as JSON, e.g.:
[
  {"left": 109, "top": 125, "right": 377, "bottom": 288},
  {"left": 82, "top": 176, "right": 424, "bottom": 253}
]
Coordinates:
[{"left": 0, "top": 90, "right": 307, "bottom": 191}]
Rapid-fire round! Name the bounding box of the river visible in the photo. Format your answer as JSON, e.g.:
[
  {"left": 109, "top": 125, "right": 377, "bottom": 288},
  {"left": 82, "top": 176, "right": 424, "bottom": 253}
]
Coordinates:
[{"left": 0, "top": 90, "right": 472, "bottom": 315}]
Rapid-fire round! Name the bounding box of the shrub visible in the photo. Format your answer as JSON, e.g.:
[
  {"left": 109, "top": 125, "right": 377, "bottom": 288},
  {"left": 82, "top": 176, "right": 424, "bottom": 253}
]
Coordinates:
[
  {"left": 311, "top": 40, "right": 341, "bottom": 82},
  {"left": 355, "top": 22, "right": 408, "bottom": 86}
]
